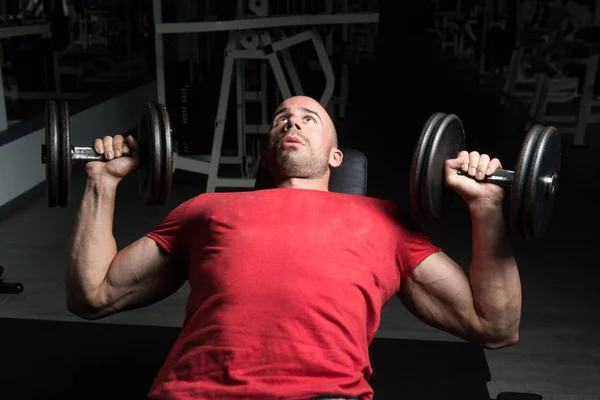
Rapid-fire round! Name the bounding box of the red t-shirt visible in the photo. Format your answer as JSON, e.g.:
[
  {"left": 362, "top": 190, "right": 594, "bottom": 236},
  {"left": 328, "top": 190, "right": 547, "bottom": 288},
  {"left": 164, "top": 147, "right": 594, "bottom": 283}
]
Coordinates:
[{"left": 146, "top": 188, "right": 441, "bottom": 400}]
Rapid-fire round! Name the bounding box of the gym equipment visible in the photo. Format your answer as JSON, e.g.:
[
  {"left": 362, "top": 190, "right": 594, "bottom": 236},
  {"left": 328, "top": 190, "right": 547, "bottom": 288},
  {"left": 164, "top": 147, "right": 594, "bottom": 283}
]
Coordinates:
[
  {"left": 153, "top": 0, "right": 377, "bottom": 193},
  {"left": 41, "top": 100, "right": 173, "bottom": 207},
  {"left": 0, "top": 265, "right": 24, "bottom": 294},
  {"left": 410, "top": 113, "right": 561, "bottom": 241}
]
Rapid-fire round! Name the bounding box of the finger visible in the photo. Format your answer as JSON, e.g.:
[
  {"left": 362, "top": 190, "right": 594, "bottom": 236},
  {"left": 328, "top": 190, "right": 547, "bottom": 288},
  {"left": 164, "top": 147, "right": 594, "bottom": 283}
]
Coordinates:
[
  {"left": 125, "top": 135, "right": 138, "bottom": 151},
  {"left": 487, "top": 158, "right": 502, "bottom": 175},
  {"left": 93, "top": 138, "right": 104, "bottom": 154},
  {"left": 476, "top": 154, "right": 490, "bottom": 180},
  {"left": 103, "top": 136, "right": 114, "bottom": 160},
  {"left": 468, "top": 151, "right": 480, "bottom": 177},
  {"left": 457, "top": 151, "right": 470, "bottom": 172},
  {"left": 446, "top": 158, "right": 464, "bottom": 171},
  {"left": 113, "top": 135, "right": 125, "bottom": 157}
]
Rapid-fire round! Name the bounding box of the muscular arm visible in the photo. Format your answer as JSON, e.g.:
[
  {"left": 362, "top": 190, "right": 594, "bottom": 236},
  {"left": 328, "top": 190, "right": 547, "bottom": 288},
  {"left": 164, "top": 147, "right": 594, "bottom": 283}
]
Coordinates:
[
  {"left": 399, "top": 204, "right": 521, "bottom": 349},
  {"left": 65, "top": 177, "right": 186, "bottom": 320}
]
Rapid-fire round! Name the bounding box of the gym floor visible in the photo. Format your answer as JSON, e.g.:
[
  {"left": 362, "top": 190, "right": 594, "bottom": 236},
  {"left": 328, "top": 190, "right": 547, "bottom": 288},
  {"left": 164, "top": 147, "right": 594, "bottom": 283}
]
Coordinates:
[{"left": 1, "top": 63, "right": 599, "bottom": 400}]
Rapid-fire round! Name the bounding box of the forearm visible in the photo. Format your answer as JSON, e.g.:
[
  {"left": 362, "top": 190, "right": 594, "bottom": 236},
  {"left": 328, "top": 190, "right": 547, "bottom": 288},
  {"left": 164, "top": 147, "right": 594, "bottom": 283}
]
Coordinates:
[
  {"left": 468, "top": 203, "right": 521, "bottom": 346},
  {"left": 66, "top": 176, "right": 119, "bottom": 309}
]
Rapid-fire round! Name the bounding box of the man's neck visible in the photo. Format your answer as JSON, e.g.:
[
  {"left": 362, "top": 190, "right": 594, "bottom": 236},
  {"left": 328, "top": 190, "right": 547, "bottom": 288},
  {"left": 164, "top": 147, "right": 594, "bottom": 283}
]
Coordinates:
[{"left": 275, "top": 177, "right": 329, "bottom": 191}]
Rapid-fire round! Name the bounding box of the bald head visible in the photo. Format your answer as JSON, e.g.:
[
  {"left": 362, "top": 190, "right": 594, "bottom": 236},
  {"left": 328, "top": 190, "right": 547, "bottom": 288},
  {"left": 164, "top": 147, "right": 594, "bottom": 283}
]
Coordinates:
[
  {"left": 267, "top": 96, "right": 343, "bottom": 187},
  {"left": 272, "top": 96, "right": 338, "bottom": 147}
]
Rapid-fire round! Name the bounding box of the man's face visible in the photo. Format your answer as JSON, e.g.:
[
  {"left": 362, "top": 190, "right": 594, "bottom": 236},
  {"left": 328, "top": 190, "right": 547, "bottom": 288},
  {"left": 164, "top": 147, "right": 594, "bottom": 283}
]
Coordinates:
[{"left": 267, "top": 96, "right": 335, "bottom": 179}]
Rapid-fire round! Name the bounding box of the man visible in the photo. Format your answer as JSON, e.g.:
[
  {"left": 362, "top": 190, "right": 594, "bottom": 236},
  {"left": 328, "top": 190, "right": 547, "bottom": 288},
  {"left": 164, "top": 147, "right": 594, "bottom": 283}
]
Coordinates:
[{"left": 65, "top": 95, "right": 521, "bottom": 400}]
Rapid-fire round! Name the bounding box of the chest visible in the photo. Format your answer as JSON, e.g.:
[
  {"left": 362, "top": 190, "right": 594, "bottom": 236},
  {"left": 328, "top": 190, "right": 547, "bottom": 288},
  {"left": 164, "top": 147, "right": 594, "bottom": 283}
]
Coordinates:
[{"left": 185, "top": 193, "right": 402, "bottom": 301}]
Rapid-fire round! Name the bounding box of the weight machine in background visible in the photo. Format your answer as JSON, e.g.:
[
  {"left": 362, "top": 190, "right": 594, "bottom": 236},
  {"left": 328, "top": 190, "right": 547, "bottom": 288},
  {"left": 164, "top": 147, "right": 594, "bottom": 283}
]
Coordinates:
[
  {"left": 0, "top": 0, "right": 152, "bottom": 130},
  {"left": 429, "top": 0, "right": 600, "bottom": 149},
  {"left": 51, "top": 0, "right": 150, "bottom": 92},
  {"left": 495, "top": 0, "right": 600, "bottom": 148},
  {"left": 153, "top": 0, "right": 379, "bottom": 193},
  {"left": 431, "top": 0, "right": 482, "bottom": 61},
  {"left": 0, "top": 0, "right": 50, "bottom": 130}
]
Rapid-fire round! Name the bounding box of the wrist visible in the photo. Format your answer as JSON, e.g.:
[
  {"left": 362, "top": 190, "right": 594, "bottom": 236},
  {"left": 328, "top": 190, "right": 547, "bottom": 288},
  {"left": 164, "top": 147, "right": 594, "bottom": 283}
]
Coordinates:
[
  {"left": 86, "top": 174, "right": 120, "bottom": 192},
  {"left": 468, "top": 200, "right": 503, "bottom": 218}
]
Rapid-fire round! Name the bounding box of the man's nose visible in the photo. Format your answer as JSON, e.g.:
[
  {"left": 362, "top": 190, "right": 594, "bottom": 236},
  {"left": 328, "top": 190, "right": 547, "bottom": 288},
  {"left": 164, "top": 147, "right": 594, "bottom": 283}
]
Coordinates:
[{"left": 285, "top": 116, "right": 301, "bottom": 131}]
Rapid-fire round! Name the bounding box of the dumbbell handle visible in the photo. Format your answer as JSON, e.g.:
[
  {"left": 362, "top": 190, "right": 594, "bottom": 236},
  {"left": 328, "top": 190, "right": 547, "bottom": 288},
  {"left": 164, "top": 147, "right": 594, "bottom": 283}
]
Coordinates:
[
  {"left": 71, "top": 124, "right": 138, "bottom": 161},
  {"left": 41, "top": 145, "right": 134, "bottom": 164},
  {"left": 72, "top": 146, "right": 133, "bottom": 162},
  {"left": 458, "top": 168, "right": 558, "bottom": 199},
  {"left": 457, "top": 168, "right": 514, "bottom": 188}
]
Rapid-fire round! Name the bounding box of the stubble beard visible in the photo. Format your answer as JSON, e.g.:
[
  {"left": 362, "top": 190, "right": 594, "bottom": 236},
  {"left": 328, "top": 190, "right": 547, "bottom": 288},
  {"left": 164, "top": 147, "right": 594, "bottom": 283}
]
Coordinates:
[{"left": 275, "top": 146, "right": 329, "bottom": 179}]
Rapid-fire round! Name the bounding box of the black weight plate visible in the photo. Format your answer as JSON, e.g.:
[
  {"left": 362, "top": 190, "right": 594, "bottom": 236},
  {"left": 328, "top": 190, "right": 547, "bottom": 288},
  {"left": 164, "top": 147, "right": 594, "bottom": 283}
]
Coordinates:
[
  {"left": 57, "top": 101, "right": 71, "bottom": 208},
  {"left": 137, "top": 104, "right": 163, "bottom": 205},
  {"left": 510, "top": 125, "right": 544, "bottom": 238},
  {"left": 154, "top": 104, "right": 173, "bottom": 206},
  {"left": 410, "top": 112, "right": 447, "bottom": 220},
  {"left": 522, "top": 126, "right": 561, "bottom": 240},
  {"left": 45, "top": 101, "right": 60, "bottom": 208},
  {"left": 421, "top": 114, "right": 465, "bottom": 220}
]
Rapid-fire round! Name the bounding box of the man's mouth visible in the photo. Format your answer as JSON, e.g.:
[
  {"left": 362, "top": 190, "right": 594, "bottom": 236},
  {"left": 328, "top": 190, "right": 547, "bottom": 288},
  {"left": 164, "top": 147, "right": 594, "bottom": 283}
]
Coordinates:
[{"left": 281, "top": 135, "right": 303, "bottom": 146}]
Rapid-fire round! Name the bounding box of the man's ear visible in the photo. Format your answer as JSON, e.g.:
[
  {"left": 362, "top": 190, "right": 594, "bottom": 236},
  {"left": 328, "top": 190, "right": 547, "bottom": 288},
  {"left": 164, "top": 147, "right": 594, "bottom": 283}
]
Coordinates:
[{"left": 329, "top": 148, "right": 343, "bottom": 168}]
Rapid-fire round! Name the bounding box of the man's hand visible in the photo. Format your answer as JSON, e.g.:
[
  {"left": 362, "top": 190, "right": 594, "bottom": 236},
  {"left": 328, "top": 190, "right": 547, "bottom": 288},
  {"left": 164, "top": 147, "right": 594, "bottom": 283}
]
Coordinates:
[
  {"left": 445, "top": 151, "right": 505, "bottom": 208},
  {"left": 87, "top": 134, "right": 139, "bottom": 183}
]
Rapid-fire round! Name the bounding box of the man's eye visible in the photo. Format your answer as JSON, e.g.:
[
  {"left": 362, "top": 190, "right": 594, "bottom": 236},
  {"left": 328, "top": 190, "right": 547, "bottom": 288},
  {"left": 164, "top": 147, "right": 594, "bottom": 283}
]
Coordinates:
[
  {"left": 278, "top": 117, "right": 288, "bottom": 123},
  {"left": 304, "top": 116, "right": 315, "bottom": 123}
]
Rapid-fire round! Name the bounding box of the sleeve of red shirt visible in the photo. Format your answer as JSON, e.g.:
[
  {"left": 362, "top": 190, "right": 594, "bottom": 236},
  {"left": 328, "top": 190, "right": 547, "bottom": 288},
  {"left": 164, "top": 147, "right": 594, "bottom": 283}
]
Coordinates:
[
  {"left": 395, "top": 211, "right": 443, "bottom": 282},
  {"left": 145, "top": 197, "right": 196, "bottom": 255}
]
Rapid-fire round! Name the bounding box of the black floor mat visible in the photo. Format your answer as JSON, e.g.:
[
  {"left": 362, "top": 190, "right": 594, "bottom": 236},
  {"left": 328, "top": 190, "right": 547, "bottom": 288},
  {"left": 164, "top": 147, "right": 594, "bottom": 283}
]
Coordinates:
[{"left": 0, "top": 318, "right": 491, "bottom": 400}]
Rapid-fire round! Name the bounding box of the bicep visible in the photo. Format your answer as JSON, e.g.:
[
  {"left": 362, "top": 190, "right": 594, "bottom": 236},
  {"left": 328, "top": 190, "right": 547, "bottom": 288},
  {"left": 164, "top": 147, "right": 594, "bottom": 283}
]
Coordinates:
[
  {"left": 398, "top": 252, "right": 483, "bottom": 342},
  {"left": 98, "top": 236, "right": 186, "bottom": 315}
]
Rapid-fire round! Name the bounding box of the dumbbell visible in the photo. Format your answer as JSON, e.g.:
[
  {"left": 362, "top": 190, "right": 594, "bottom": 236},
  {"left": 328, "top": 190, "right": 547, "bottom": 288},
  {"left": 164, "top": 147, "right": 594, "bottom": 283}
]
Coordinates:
[
  {"left": 410, "top": 113, "right": 561, "bottom": 241},
  {"left": 41, "top": 100, "right": 173, "bottom": 207}
]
